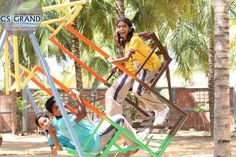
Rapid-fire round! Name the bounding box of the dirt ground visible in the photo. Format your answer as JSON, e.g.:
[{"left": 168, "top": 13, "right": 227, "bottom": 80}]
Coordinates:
[{"left": 0, "top": 130, "right": 235, "bottom": 157}]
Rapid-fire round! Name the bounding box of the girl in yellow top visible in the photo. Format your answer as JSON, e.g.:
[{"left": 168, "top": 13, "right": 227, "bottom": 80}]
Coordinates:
[{"left": 106, "top": 17, "right": 169, "bottom": 126}]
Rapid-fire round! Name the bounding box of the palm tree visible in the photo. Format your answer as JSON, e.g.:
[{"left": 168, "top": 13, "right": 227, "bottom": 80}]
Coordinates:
[
  {"left": 116, "top": 0, "right": 124, "bottom": 18},
  {"left": 207, "top": 1, "right": 215, "bottom": 136},
  {"left": 69, "top": 0, "right": 83, "bottom": 91},
  {"left": 75, "top": 0, "right": 116, "bottom": 89},
  {"left": 204, "top": 0, "right": 235, "bottom": 137},
  {"left": 214, "top": 0, "right": 231, "bottom": 156}
]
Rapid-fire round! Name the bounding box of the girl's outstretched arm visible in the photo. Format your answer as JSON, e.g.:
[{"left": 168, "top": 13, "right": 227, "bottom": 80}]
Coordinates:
[{"left": 107, "top": 49, "right": 134, "bottom": 64}]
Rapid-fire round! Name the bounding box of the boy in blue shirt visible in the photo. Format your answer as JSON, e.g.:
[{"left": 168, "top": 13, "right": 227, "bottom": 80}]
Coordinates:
[{"left": 44, "top": 89, "right": 138, "bottom": 155}]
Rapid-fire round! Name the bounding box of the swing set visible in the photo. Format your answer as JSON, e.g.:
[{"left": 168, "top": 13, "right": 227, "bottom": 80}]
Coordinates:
[{"left": 0, "top": 1, "right": 188, "bottom": 156}]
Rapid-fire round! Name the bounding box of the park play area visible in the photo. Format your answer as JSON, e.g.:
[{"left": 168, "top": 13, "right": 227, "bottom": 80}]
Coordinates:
[
  {"left": 0, "top": 131, "right": 236, "bottom": 157},
  {"left": 0, "top": 0, "right": 236, "bottom": 157}
]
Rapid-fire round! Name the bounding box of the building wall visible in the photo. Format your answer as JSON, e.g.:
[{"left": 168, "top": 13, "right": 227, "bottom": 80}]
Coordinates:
[{"left": 0, "top": 93, "right": 13, "bottom": 132}]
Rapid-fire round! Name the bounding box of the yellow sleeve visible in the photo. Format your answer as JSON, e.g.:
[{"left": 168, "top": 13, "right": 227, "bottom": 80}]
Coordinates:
[{"left": 128, "top": 36, "right": 142, "bottom": 51}]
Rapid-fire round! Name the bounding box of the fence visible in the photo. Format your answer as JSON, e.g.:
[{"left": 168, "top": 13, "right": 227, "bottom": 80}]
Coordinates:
[{"left": 0, "top": 87, "right": 235, "bottom": 132}]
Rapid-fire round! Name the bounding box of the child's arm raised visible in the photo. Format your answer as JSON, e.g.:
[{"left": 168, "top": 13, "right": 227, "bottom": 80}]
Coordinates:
[{"left": 71, "top": 89, "right": 87, "bottom": 122}]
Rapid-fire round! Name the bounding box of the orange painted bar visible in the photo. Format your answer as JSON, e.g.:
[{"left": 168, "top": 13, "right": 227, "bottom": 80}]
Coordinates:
[
  {"left": 36, "top": 66, "right": 71, "bottom": 94},
  {"left": 37, "top": 67, "right": 104, "bottom": 118},
  {"left": 22, "top": 71, "right": 77, "bottom": 114},
  {"left": 65, "top": 24, "right": 137, "bottom": 79},
  {"left": 83, "top": 99, "right": 105, "bottom": 118},
  {"left": 33, "top": 67, "right": 76, "bottom": 114},
  {"left": 22, "top": 72, "right": 52, "bottom": 95},
  {"left": 50, "top": 36, "right": 109, "bottom": 86},
  {"left": 34, "top": 66, "right": 104, "bottom": 117},
  {"left": 23, "top": 70, "right": 77, "bottom": 114},
  {"left": 19, "top": 62, "right": 105, "bottom": 119},
  {"left": 66, "top": 25, "right": 109, "bottom": 58}
]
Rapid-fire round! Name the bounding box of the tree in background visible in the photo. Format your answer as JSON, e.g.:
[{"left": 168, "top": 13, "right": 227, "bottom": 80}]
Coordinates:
[{"left": 214, "top": 0, "right": 231, "bottom": 156}]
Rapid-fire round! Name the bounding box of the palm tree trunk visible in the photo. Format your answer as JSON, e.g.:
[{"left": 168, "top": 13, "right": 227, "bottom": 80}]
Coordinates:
[
  {"left": 214, "top": 0, "right": 231, "bottom": 156},
  {"left": 70, "top": 0, "right": 83, "bottom": 91},
  {"left": 115, "top": 0, "right": 124, "bottom": 18},
  {"left": 208, "top": 3, "right": 215, "bottom": 137},
  {"left": 115, "top": 0, "right": 125, "bottom": 58},
  {"left": 72, "top": 22, "right": 83, "bottom": 90},
  {"left": 208, "top": 36, "right": 215, "bottom": 137},
  {"left": 10, "top": 60, "right": 18, "bottom": 134}
]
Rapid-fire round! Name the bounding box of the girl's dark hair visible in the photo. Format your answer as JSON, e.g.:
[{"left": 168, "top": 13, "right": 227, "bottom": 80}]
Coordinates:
[
  {"left": 35, "top": 112, "right": 49, "bottom": 127},
  {"left": 116, "top": 17, "right": 135, "bottom": 48}
]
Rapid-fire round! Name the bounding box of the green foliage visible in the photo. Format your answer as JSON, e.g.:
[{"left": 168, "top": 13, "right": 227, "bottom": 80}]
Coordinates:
[
  {"left": 60, "top": 64, "right": 76, "bottom": 88},
  {"left": 32, "top": 90, "right": 49, "bottom": 110},
  {"left": 170, "top": 22, "right": 208, "bottom": 80},
  {"left": 16, "top": 97, "right": 30, "bottom": 117},
  {"left": 16, "top": 0, "right": 39, "bottom": 13},
  {"left": 230, "top": 0, "right": 236, "bottom": 18},
  {"left": 127, "top": 93, "right": 138, "bottom": 120},
  {"left": 194, "top": 103, "right": 209, "bottom": 112},
  {"left": 17, "top": 0, "right": 72, "bottom": 69},
  {"left": 84, "top": 55, "right": 110, "bottom": 88},
  {"left": 167, "top": 1, "right": 210, "bottom": 80},
  {"left": 3, "top": 0, "right": 235, "bottom": 87},
  {"left": 0, "top": 81, "right": 3, "bottom": 92}
]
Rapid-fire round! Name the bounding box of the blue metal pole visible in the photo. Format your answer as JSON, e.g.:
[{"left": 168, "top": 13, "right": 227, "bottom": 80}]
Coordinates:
[
  {"left": 0, "top": 30, "right": 8, "bottom": 55},
  {"left": 29, "top": 33, "right": 85, "bottom": 157},
  {"left": 25, "top": 86, "right": 40, "bottom": 114}
]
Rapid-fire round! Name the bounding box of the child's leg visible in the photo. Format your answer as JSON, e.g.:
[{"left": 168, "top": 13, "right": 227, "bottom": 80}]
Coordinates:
[
  {"left": 100, "top": 129, "right": 116, "bottom": 151},
  {"left": 110, "top": 115, "right": 138, "bottom": 147},
  {"left": 98, "top": 115, "right": 125, "bottom": 151},
  {"left": 133, "top": 69, "right": 167, "bottom": 110},
  {"left": 105, "top": 74, "right": 133, "bottom": 116},
  {"left": 133, "top": 69, "right": 169, "bottom": 125},
  {"left": 97, "top": 115, "right": 138, "bottom": 150}
]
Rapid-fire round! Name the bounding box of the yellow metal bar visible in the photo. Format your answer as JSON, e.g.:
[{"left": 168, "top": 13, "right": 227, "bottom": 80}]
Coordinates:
[
  {"left": 42, "top": 1, "right": 86, "bottom": 12},
  {"left": 66, "top": 5, "right": 83, "bottom": 25},
  {"left": 13, "top": 35, "right": 20, "bottom": 92},
  {"left": 9, "top": 82, "right": 16, "bottom": 91},
  {"left": 44, "top": 24, "right": 56, "bottom": 32},
  {"left": 51, "top": 21, "right": 66, "bottom": 37},
  {"left": 60, "top": 7, "right": 70, "bottom": 17},
  {"left": 41, "top": 17, "right": 66, "bottom": 26},
  {"left": 21, "top": 66, "right": 38, "bottom": 89},
  {"left": 20, "top": 72, "right": 24, "bottom": 79},
  {"left": 70, "top": 5, "right": 78, "bottom": 15},
  {"left": 10, "top": 72, "right": 15, "bottom": 78},
  {"left": 19, "top": 64, "right": 31, "bottom": 73},
  {"left": 48, "top": 6, "right": 81, "bottom": 35},
  {"left": 4, "top": 40, "right": 9, "bottom": 95}
]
